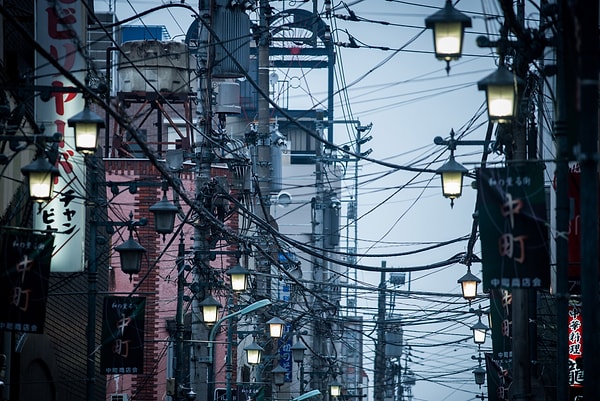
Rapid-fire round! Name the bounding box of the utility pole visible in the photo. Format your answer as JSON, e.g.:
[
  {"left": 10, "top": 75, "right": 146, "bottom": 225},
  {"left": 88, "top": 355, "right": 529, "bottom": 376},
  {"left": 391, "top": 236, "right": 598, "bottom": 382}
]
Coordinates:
[
  {"left": 190, "top": 0, "right": 214, "bottom": 399},
  {"left": 254, "top": 0, "right": 273, "bottom": 399},
  {"left": 553, "top": 1, "right": 572, "bottom": 399},
  {"left": 374, "top": 261, "right": 386, "bottom": 401},
  {"left": 575, "top": 2, "right": 600, "bottom": 400}
]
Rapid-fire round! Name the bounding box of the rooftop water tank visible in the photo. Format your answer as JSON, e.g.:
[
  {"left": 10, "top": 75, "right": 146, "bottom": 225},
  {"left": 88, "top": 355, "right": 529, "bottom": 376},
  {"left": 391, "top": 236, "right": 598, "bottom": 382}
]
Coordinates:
[{"left": 118, "top": 40, "right": 191, "bottom": 94}]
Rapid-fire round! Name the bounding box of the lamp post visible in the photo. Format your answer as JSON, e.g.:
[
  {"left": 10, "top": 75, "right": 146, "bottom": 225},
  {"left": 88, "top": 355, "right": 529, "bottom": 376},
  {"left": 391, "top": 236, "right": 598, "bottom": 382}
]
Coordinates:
[
  {"left": 205, "top": 298, "right": 272, "bottom": 401},
  {"left": 68, "top": 102, "right": 179, "bottom": 401}
]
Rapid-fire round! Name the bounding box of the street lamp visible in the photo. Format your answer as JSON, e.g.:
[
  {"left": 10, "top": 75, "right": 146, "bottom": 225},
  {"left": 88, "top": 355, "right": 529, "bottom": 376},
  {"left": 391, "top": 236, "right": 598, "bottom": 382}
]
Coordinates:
[
  {"left": 291, "top": 340, "right": 307, "bottom": 393},
  {"left": 471, "top": 315, "right": 489, "bottom": 345},
  {"left": 21, "top": 155, "right": 59, "bottom": 202},
  {"left": 199, "top": 295, "right": 222, "bottom": 324},
  {"left": 226, "top": 263, "right": 251, "bottom": 291},
  {"left": 477, "top": 64, "right": 523, "bottom": 123},
  {"left": 473, "top": 366, "right": 486, "bottom": 386},
  {"left": 149, "top": 191, "right": 179, "bottom": 239},
  {"left": 244, "top": 341, "right": 265, "bottom": 365},
  {"left": 424, "top": 0, "right": 472, "bottom": 74},
  {"left": 267, "top": 317, "right": 286, "bottom": 338},
  {"left": 67, "top": 104, "right": 105, "bottom": 154},
  {"left": 114, "top": 229, "right": 147, "bottom": 280},
  {"left": 436, "top": 153, "right": 468, "bottom": 206},
  {"left": 272, "top": 363, "right": 288, "bottom": 387},
  {"left": 205, "top": 298, "right": 272, "bottom": 401},
  {"left": 457, "top": 267, "right": 481, "bottom": 301},
  {"left": 329, "top": 379, "right": 342, "bottom": 397},
  {"left": 291, "top": 340, "right": 307, "bottom": 364}
]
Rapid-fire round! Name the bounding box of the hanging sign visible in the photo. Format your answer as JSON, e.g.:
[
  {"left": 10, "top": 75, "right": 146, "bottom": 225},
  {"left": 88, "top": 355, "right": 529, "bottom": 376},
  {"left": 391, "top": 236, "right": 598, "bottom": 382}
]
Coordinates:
[
  {"left": 487, "top": 288, "right": 513, "bottom": 401},
  {"left": 0, "top": 232, "right": 54, "bottom": 333},
  {"left": 478, "top": 164, "right": 550, "bottom": 290},
  {"left": 568, "top": 302, "right": 583, "bottom": 401},
  {"left": 100, "top": 296, "right": 146, "bottom": 374}
]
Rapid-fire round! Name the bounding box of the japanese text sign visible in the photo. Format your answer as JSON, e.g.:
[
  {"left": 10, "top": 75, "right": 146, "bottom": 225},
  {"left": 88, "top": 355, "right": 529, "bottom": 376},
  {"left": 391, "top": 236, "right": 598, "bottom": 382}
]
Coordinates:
[
  {"left": 478, "top": 164, "right": 550, "bottom": 291},
  {"left": 100, "top": 296, "right": 146, "bottom": 374},
  {"left": 0, "top": 232, "right": 54, "bottom": 333},
  {"left": 34, "top": 0, "right": 87, "bottom": 272}
]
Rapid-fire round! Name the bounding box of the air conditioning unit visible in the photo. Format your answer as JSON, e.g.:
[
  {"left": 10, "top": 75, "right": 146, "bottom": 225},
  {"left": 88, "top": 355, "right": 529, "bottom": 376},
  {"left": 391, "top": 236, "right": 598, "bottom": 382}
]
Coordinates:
[{"left": 111, "top": 394, "right": 129, "bottom": 401}]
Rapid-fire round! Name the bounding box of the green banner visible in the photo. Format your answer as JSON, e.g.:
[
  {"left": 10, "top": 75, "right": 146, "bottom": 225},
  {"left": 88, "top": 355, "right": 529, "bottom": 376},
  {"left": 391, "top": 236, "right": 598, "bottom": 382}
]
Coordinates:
[{"left": 478, "top": 164, "right": 550, "bottom": 291}]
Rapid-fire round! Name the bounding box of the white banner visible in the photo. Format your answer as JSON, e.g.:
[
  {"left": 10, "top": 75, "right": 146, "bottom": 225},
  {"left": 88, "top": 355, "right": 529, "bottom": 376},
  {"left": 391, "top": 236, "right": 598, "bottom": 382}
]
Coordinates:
[{"left": 34, "top": 0, "right": 87, "bottom": 272}]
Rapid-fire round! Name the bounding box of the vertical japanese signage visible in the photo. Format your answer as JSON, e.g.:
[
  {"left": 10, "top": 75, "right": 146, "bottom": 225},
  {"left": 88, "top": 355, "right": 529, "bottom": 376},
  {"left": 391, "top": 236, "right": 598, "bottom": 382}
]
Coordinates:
[
  {"left": 568, "top": 302, "right": 583, "bottom": 401},
  {"left": 0, "top": 232, "right": 54, "bottom": 333},
  {"left": 486, "top": 289, "right": 513, "bottom": 401},
  {"left": 278, "top": 323, "right": 293, "bottom": 382},
  {"left": 100, "top": 296, "right": 146, "bottom": 374},
  {"left": 478, "top": 164, "right": 550, "bottom": 291},
  {"left": 34, "top": 0, "right": 87, "bottom": 272}
]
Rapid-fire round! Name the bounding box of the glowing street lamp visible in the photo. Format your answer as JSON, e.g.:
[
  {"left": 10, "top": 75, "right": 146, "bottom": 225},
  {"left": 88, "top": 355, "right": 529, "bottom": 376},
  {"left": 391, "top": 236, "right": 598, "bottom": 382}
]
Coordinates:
[{"left": 425, "top": 0, "right": 472, "bottom": 73}]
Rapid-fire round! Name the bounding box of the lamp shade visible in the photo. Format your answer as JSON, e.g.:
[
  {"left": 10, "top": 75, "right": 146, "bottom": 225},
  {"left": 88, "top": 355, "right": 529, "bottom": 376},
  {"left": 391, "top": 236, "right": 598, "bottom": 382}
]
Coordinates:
[
  {"left": 114, "top": 234, "right": 146, "bottom": 279},
  {"left": 226, "top": 264, "right": 250, "bottom": 291},
  {"left": 199, "top": 295, "right": 222, "bottom": 324},
  {"left": 291, "top": 341, "right": 307, "bottom": 363},
  {"left": 21, "top": 157, "right": 59, "bottom": 202},
  {"left": 425, "top": 0, "right": 472, "bottom": 62},
  {"left": 471, "top": 319, "right": 489, "bottom": 344},
  {"left": 437, "top": 155, "right": 468, "bottom": 202},
  {"left": 458, "top": 269, "right": 481, "bottom": 300},
  {"left": 67, "top": 106, "right": 105, "bottom": 154},
  {"left": 477, "top": 65, "right": 523, "bottom": 122},
  {"left": 267, "top": 317, "right": 285, "bottom": 338},
  {"left": 244, "top": 342, "right": 264, "bottom": 365},
  {"left": 149, "top": 195, "right": 178, "bottom": 236},
  {"left": 329, "top": 380, "right": 342, "bottom": 397}
]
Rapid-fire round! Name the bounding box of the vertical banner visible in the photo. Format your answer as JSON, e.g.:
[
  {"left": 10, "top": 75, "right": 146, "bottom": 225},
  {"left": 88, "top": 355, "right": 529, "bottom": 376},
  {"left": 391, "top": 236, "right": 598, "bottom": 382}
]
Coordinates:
[
  {"left": 568, "top": 302, "right": 583, "bottom": 401},
  {"left": 486, "top": 289, "right": 513, "bottom": 401},
  {"left": 278, "top": 323, "right": 293, "bottom": 382},
  {"left": 34, "top": 0, "right": 87, "bottom": 272},
  {"left": 100, "top": 296, "right": 146, "bottom": 374},
  {"left": 0, "top": 232, "right": 54, "bottom": 333},
  {"left": 478, "top": 164, "right": 550, "bottom": 291}
]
